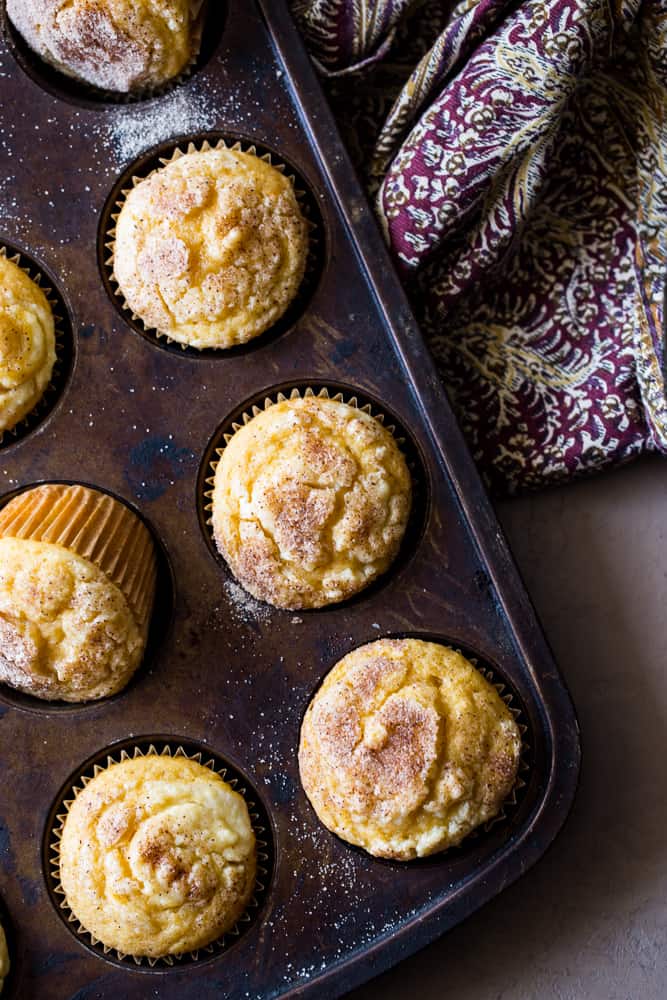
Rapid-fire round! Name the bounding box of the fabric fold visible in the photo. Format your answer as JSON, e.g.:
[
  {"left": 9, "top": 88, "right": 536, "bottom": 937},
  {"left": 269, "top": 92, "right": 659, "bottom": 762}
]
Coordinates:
[{"left": 294, "top": 0, "right": 667, "bottom": 493}]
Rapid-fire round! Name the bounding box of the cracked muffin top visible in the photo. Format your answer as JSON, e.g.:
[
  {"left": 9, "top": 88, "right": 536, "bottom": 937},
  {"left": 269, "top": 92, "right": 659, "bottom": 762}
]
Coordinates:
[
  {"left": 299, "top": 638, "right": 522, "bottom": 859},
  {"left": 58, "top": 755, "right": 257, "bottom": 957},
  {"left": 0, "top": 538, "right": 144, "bottom": 702},
  {"left": 113, "top": 147, "right": 309, "bottom": 350},
  {"left": 0, "top": 484, "right": 156, "bottom": 702},
  {"left": 0, "top": 255, "right": 56, "bottom": 436},
  {"left": 211, "top": 395, "right": 412, "bottom": 609},
  {"left": 7, "top": 0, "right": 202, "bottom": 93}
]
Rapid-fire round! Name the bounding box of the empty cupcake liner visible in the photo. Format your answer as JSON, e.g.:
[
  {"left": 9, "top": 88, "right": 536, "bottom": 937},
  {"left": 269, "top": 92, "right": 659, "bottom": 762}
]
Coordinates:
[
  {"left": 5, "top": 0, "right": 214, "bottom": 106},
  {"left": 0, "top": 483, "right": 157, "bottom": 633},
  {"left": 45, "top": 739, "right": 272, "bottom": 970},
  {"left": 102, "top": 136, "right": 322, "bottom": 354},
  {"left": 0, "top": 245, "right": 73, "bottom": 449},
  {"left": 199, "top": 383, "right": 425, "bottom": 576}
]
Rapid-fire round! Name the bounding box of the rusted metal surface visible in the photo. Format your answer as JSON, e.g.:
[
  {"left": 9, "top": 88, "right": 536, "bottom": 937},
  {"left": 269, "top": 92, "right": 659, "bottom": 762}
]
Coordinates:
[{"left": 0, "top": 2, "right": 580, "bottom": 997}]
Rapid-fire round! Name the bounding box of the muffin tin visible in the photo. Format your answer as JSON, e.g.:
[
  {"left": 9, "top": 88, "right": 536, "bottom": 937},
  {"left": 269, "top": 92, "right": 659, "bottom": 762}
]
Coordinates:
[{"left": 0, "top": 2, "right": 581, "bottom": 998}]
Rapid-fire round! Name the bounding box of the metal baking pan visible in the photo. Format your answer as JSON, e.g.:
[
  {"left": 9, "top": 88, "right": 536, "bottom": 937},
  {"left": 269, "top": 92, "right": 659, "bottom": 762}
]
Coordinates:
[{"left": 0, "top": 1, "right": 580, "bottom": 997}]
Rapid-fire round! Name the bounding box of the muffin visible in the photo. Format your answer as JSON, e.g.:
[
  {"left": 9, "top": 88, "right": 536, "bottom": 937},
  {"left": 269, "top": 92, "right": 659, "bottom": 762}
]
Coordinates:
[
  {"left": 0, "top": 922, "right": 8, "bottom": 994},
  {"left": 6, "top": 1, "right": 203, "bottom": 94},
  {"left": 112, "top": 146, "right": 309, "bottom": 349},
  {"left": 0, "top": 255, "right": 56, "bottom": 436},
  {"left": 58, "top": 754, "right": 257, "bottom": 957},
  {"left": 299, "top": 638, "right": 522, "bottom": 859},
  {"left": 211, "top": 395, "right": 412, "bottom": 609},
  {"left": 0, "top": 483, "right": 157, "bottom": 702}
]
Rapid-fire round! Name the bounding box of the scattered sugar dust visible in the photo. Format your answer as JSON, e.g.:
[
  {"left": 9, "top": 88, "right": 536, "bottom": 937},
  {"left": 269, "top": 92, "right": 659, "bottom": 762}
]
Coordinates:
[
  {"left": 223, "top": 578, "right": 273, "bottom": 626},
  {"left": 105, "top": 85, "right": 222, "bottom": 165}
]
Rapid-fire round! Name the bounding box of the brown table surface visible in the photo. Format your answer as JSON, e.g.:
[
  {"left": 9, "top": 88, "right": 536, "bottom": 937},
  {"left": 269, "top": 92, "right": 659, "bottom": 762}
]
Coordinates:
[{"left": 351, "top": 454, "right": 667, "bottom": 1000}]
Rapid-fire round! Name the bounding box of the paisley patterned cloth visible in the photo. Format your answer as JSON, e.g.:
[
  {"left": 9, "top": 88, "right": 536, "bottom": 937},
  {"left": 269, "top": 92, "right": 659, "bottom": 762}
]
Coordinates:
[{"left": 291, "top": 0, "right": 667, "bottom": 494}]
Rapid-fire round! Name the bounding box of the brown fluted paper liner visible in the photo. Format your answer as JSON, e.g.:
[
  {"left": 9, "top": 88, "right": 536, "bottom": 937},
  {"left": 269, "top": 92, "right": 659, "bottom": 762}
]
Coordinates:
[
  {"left": 106, "top": 138, "right": 318, "bottom": 351},
  {"left": 48, "top": 741, "right": 270, "bottom": 968},
  {"left": 0, "top": 484, "right": 156, "bottom": 632}
]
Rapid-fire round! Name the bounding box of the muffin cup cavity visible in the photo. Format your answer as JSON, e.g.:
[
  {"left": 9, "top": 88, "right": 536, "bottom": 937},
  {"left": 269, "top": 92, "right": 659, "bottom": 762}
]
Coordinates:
[
  {"left": 2, "top": 1, "right": 226, "bottom": 107},
  {"left": 197, "top": 382, "right": 429, "bottom": 608},
  {"left": 43, "top": 737, "right": 274, "bottom": 971},
  {"left": 0, "top": 481, "right": 174, "bottom": 715},
  {"left": 301, "top": 634, "right": 532, "bottom": 861},
  {"left": 0, "top": 244, "right": 74, "bottom": 451},
  {"left": 99, "top": 134, "right": 324, "bottom": 358}
]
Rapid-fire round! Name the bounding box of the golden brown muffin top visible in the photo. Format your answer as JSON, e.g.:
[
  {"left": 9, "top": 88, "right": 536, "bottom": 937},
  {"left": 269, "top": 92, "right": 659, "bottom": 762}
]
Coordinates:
[
  {"left": 211, "top": 396, "right": 412, "bottom": 609},
  {"left": 0, "top": 255, "right": 56, "bottom": 435},
  {"left": 113, "top": 147, "right": 309, "bottom": 349},
  {"left": 299, "top": 639, "right": 521, "bottom": 858},
  {"left": 58, "top": 755, "right": 257, "bottom": 957},
  {"left": 0, "top": 539, "right": 144, "bottom": 702},
  {"left": 7, "top": 0, "right": 200, "bottom": 93}
]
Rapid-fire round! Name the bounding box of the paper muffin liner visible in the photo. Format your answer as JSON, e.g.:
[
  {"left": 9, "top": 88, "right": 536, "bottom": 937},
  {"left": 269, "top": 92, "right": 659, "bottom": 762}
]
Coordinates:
[
  {"left": 199, "top": 384, "right": 426, "bottom": 582},
  {"left": 0, "top": 483, "right": 157, "bottom": 633},
  {"left": 0, "top": 245, "right": 73, "bottom": 449},
  {"left": 45, "top": 739, "right": 272, "bottom": 969},
  {"left": 102, "top": 136, "right": 322, "bottom": 355},
  {"left": 6, "top": 0, "right": 213, "bottom": 106}
]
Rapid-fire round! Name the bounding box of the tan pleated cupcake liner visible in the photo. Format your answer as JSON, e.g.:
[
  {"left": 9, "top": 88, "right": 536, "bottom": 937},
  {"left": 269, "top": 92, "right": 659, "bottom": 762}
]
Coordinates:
[
  {"left": 0, "top": 246, "right": 70, "bottom": 448},
  {"left": 0, "top": 483, "right": 156, "bottom": 632},
  {"left": 47, "top": 742, "right": 271, "bottom": 969},
  {"left": 26, "top": 0, "right": 210, "bottom": 106},
  {"left": 202, "top": 385, "right": 411, "bottom": 537},
  {"left": 105, "top": 137, "right": 321, "bottom": 351}
]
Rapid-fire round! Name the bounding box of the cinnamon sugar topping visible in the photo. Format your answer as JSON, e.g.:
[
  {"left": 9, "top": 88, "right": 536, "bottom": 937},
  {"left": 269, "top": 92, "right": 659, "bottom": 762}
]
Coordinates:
[{"left": 299, "top": 639, "right": 522, "bottom": 859}]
